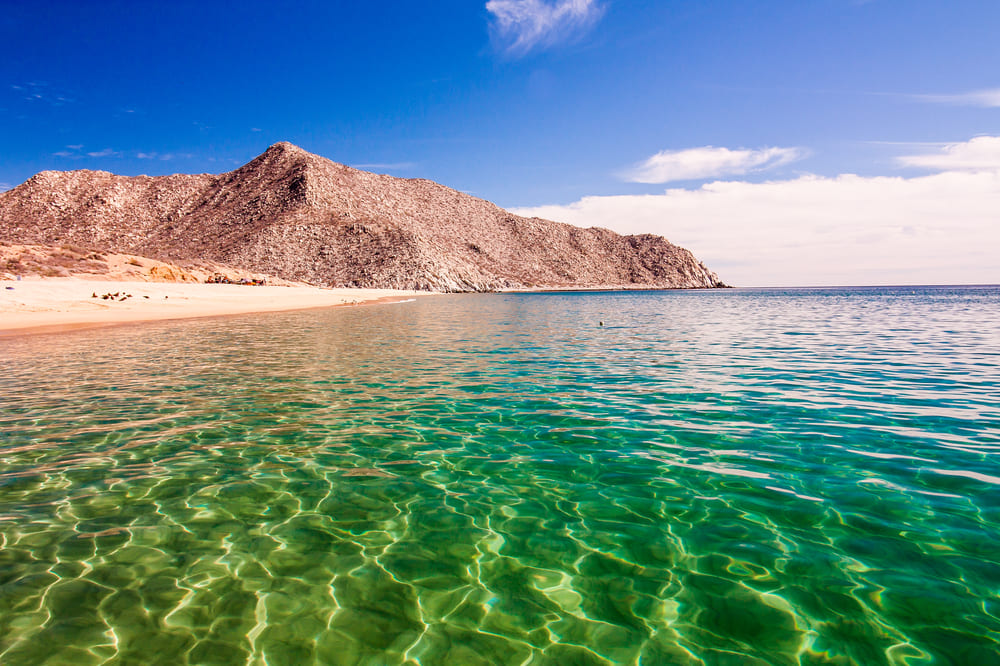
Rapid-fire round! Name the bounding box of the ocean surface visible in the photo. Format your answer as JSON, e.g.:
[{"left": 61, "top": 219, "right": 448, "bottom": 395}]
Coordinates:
[{"left": 1, "top": 286, "right": 998, "bottom": 665}]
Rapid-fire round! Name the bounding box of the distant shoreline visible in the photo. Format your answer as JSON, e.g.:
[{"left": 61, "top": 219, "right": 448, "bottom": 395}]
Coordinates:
[{"left": 0, "top": 278, "right": 428, "bottom": 338}]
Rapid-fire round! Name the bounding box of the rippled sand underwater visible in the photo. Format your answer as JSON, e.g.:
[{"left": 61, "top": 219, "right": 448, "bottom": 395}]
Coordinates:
[{"left": 1, "top": 287, "right": 998, "bottom": 665}]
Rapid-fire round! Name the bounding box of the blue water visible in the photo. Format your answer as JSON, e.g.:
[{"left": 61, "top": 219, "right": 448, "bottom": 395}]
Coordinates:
[{"left": 1, "top": 286, "right": 998, "bottom": 665}]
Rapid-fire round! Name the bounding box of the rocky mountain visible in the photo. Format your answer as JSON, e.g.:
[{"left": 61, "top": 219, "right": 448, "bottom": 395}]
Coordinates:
[{"left": 0, "top": 142, "right": 727, "bottom": 291}]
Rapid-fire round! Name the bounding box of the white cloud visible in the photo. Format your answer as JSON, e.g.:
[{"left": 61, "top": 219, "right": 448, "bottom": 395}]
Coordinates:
[
  {"left": 137, "top": 151, "right": 181, "bottom": 160},
  {"left": 54, "top": 145, "right": 86, "bottom": 159},
  {"left": 512, "top": 137, "right": 1000, "bottom": 287},
  {"left": 917, "top": 88, "right": 1000, "bottom": 107},
  {"left": 0, "top": 182, "right": 11, "bottom": 193},
  {"left": 897, "top": 136, "right": 1000, "bottom": 171},
  {"left": 624, "top": 146, "right": 804, "bottom": 184},
  {"left": 486, "top": 0, "right": 604, "bottom": 56},
  {"left": 54, "top": 145, "right": 128, "bottom": 160}
]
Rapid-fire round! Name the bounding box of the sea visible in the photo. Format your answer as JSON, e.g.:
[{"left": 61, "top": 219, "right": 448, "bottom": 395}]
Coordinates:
[{"left": 1, "top": 286, "right": 998, "bottom": 665}]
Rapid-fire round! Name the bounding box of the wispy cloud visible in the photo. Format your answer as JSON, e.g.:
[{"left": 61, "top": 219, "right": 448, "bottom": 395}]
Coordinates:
[
  {"left": 52, "top": 145, "right": 122, "bottom": 159},
  {"left": 87, "top": 148, "right": 119, "bottom": 158},
  {"left": 353, "top": 162, "right": 417, "bottom": 172},
  {"left": 861, "top": 140, "right": 949, "bottom": 147},
  {"left": 914, "top": 88, "right": 1000, "bottom": 107},
  {"left": 897, "top": 136, "right": 1000, "bottom": 171},
  {"left": 137, "top": 151, "right": 192, "bottom": 161},
  {"left": 0, "top": 182, "right": 12, "bottom": 193},
  {"left": 11, "top": 81, "right": 73, "bottom": 106},
  {"left": 53, "top": 145, "right": 85, "bottom": 159},
  {"left": 624, "top": 146, "right": 805, "bottom": 184},
  {"left": 486, "top": 0, "right": 605, "bottom": 56}
]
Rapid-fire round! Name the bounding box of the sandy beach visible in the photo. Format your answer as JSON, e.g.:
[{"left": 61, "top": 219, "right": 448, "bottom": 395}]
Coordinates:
[{"left": 0, "top": 278, "right": 426, "bottom": 336}]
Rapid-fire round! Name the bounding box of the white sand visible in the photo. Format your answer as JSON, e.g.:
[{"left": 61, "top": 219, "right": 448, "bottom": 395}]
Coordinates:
[{"left": 0, "top": 278, "right": 427, "bottom": 336}]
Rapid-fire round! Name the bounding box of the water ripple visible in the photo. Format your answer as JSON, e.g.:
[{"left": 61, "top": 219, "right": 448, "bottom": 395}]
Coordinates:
[{"left": 1, "top": 286, "right": 999, "bottom": 664}]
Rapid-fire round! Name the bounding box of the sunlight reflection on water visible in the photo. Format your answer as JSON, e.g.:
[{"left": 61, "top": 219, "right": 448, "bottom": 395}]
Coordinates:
[{"left": 1, "top": 286, "right": 998, "bottom": 664}]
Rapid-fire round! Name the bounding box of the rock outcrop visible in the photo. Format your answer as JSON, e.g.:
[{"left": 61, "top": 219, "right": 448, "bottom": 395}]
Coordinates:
[{"left": 0, "top": 142, "right": 727, "bottom": 291}]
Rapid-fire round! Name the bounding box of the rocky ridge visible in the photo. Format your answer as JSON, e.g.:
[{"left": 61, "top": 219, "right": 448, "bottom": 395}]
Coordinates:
[{"left": 0, "top": 142, "right": 727, "bottom": 291}]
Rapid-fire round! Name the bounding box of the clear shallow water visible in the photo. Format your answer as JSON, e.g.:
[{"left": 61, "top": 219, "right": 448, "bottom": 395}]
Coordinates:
[{"left": 1, "top": 286, "right": 999, "bottom": 665}]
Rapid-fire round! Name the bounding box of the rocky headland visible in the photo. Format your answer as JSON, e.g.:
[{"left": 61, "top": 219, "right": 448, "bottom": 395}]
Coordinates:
[{"left": 0, "top": 143, "right": 727, "bottom": 291}]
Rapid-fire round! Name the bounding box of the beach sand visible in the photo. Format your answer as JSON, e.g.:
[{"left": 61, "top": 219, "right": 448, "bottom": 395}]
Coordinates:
[{"left": 0, "top": 278, "right": 427, "bottom": 336}]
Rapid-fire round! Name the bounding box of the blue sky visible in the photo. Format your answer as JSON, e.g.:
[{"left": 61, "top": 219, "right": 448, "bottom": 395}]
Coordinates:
[{"left": 2, "top": 0, "right": 998, "bottom": 286}]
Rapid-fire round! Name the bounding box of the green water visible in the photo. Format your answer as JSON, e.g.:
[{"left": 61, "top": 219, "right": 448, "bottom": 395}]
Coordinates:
[{"left": 1, "top": 287, "right": 998, "bottom": 665}]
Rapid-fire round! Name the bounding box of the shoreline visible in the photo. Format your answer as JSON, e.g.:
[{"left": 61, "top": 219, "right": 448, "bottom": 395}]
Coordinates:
[{"left": 0, "top": 278, "right": 428, "bottom": 338}]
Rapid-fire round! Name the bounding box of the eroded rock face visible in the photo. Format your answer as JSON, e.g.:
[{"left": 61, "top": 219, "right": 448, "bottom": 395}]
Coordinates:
[{"left": 0, "top": 142, "right": 728, "bottom": 291}]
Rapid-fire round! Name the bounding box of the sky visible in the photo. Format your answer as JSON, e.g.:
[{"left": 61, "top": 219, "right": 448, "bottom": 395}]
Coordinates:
[{"left": 2, "top": 0, "right": 998, "bottom": 287}]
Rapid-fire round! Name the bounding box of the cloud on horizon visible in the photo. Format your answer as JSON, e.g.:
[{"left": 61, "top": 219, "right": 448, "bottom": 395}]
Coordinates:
[
  {"left": 624, "top": 145, "right": 804, "bottom": 184},
  {"left": 486, "top": 0, "right": 604, "bottom": 56},
  {"left": 897, "top": 135, "right": 1000, "bottom": 171},
  {"left": 512, "top": 136, "right": 1000, "bottom": 287}
]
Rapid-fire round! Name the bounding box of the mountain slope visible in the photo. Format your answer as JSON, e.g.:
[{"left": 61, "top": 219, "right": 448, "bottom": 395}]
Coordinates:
[{"left": 0, "top": 142, "right": 727, "bottom": 291}]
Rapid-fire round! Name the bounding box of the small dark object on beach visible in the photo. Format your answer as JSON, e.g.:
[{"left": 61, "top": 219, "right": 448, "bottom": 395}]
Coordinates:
[
  {"left": 101, "top": 294, "right": 110, "bottom": 300},
  {"left": 206, "top": 273, "right": 266, "bottom": 286},
  {"left": 599, "top": 321, "right": 604, "bottom": 326},
  {"left": 92, "top": 292, "right": 97, "bottom": 298},
  {"left": 5, "top": 286, "right": 14, "bottom": 290},
  {"left": 143, "top": 295, "right": 149, "bottom": 299}
]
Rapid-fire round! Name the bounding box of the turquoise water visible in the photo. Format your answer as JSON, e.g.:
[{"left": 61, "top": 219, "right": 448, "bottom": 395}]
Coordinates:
[{"left": 1, "top": 286, "right": 999, "bottom": 665}]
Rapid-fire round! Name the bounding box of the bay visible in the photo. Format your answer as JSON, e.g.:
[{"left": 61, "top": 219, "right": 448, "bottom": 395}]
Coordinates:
[{"left": 1, "top": 286, "right": 998, "bottom": 664}]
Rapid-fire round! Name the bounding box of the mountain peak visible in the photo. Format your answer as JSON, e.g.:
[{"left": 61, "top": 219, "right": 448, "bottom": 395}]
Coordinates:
[
  {"left": 264, "top": 141, "right": 309, "bottom": 156},
  {"left": 240, "top": 143, "right": 347, "bottom": 180}
]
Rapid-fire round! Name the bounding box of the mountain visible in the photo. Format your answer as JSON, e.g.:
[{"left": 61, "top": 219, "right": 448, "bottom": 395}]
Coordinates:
[{"left": 0, "top": 142, "right": 727, "bottom": 291}]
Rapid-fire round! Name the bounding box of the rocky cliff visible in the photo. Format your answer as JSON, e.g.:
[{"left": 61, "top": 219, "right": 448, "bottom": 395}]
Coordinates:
[{"left": 0, "top": 142, "right": 726, "bottom": 291}]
